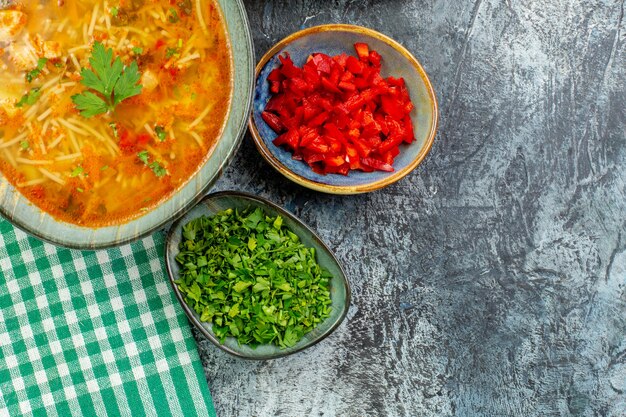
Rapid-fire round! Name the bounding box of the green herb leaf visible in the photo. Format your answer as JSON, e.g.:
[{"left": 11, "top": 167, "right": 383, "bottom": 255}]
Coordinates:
[
  {"left": 137, "top": 150, "right": 167, "bottom": 177},
  {"left": 165, "top": 47, "right": 179, "bottom": 59},
  {"left": 132, "top": 46, "right": 143, "bottom": 55},
  {"left": 15, "top": 88, "right": 42, "bottom": 108},
  {"left": 168, "top": 7, "right": 179, "bottom": 23},
  {"left": 149, "top": 161, "right": 167, "bottom": 177},
  {"left": 70, "top": 166, "right": 84, "bottom": 177},
  {"left": 155, "top": 125, "right": 167, "bottom": 141},
  {"left": 71, "top": 90, "right": 109, "bottom": 117},
  {"left": 71, "top": 42, "right": 142, "bottom": 118},
  {"left": 84, "top": 42, "right": 123, "bottom": 96},
  {"left": 113, "top": 60, "right": 142, "bottom": 106},
  {"left": 110, "top": 6, "right": 118, "bottom": 16},
  {"left": 25, "top": 58, "right": 48, "bottom": 83},
  {"left": 137, "top": 150, "right": 149, "bottom": 164},
  {"left": 20, "top": 141, "right": 29, "bottom": 150},
  {"left": 233, "top": 281, "right": 252, "bottom": 292},
  {"left": 76, "top": 187, "right": 84, "bottom": 193}
]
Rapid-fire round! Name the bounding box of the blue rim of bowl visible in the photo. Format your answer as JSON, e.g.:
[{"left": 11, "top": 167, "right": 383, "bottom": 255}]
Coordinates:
[
  {"left": 0, "top": 0, "right": 255, "bottom": 250},
  {"left": 164, "top": 190, "right": 352, "bottom": 360},
  {"left": 248, "top": 24, "right": 439, "bottom": 195}
]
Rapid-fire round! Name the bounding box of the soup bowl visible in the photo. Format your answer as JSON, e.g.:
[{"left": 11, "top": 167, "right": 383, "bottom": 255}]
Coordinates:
[{"left": 0, "top": 0, "right": 254, "bottom": 249}]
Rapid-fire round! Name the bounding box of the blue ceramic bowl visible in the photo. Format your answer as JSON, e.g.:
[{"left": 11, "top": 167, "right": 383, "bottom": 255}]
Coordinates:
[
  {"left": 0, "top": 0, "right": 255, "bottom": 249},
  {"left": 249, "top": 24, "right": 438, "bottom": 194},
  {"left": 165, "top": 191, "right": 351, "bottom": 360}
]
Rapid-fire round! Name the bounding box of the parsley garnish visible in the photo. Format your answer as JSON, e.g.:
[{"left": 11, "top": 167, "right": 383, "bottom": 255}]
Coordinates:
[
  {"left": 132, "top": 46, "right": 144, "bottom": 55},
  {"left": 110, "top": 7, "right": 118, "bottom": 16},
  {"left": 165, "top": 47, "right": 179, "bottom": 59},
  {"left": 26, "top": 58, "right": 48, "bottom": 83},
  {"left": 154, "top": 126, "right": 167, "bottom": 141},
  {"left": 76, "top": 187, "right": 84, "bottom": 193},
  {"left": 149, "top": 161, "right": 167, "bottom": 177},
  {"left": 168, "top": 7, "right": 179, "bottom": 23},
  {"left": 137, "top": 151, "right": 167, "bottom": 177},
  {"left": 71, "top": 42, "right": 143, "bottom": 118},
  {"left": 137, "top": 150, "right": 149, "bottom": 164},
  {"left": 165, "top": 39, "right": 183, "bottom": 59},
  {"left": 174, "top": 208, "right": 333, "bottom": 348},
  {"left": 15, "top": 88, "right": 42, "bottom": 108},
  {"left": 70, "top": 166, "right": 84, "bottom": 177},
  {"left": 20, "top": 141, "right": 29, "bottom": 150},
  {"left": 100, "top": 165, "right": 109, "bottom": 171}
]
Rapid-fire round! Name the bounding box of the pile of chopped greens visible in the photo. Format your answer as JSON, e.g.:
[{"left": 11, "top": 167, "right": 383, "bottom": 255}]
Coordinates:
[{"left": 175, "top": 207, "right": 333, "bottom": 349}]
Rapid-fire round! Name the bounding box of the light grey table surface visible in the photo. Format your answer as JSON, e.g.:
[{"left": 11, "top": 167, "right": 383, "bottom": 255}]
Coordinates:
[{"left": 197, "top": 1, "right": 626, "bottom": 416}]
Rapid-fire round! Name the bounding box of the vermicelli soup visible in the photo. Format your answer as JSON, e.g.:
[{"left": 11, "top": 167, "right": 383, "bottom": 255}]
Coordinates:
[{"left": 0, "top": 0, "right": 232, "bottom": 226}]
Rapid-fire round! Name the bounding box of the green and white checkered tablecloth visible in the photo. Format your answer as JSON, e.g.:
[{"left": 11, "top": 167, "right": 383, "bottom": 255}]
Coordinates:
[{"left": 0, "top": 219, "right": 217, "bottom": 417}]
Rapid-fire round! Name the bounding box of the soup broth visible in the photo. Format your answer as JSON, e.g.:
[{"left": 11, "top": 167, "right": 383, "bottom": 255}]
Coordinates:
[{"left": 0, "top": 0, "right": 232, "bottom": 226}]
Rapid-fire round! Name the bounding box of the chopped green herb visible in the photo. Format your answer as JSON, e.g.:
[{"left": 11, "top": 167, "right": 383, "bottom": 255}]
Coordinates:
[
  {"left": 137, "top": 150, "right": 149, "bottom": 165},
  {"left": 190, "top": 92, "right": 197, "bottom": 100},
  {"left": 168, "top": 7, "right": 179, "bottom": 23},
  {"left": 70, "top": 166, "right": 84, "bottom": 177},
  {"left": 26, "top": 58, "right": 48, "bottom": 83},
  {"left": 71, "top": 42, "right": 143, "bottom": 118},
  {"left": 110, "top": 6, "right": 118, "bottom": 16},
  {"left": 20, "top": 141, "right": 29, "bottom": 150},
  {"left": 76, "top": 187, "right": 84, "bottom": 193},
  {"left": 54, "top": 61, "right": 63, "bottom": 68},
  {"left": 137, "top": 151, "right": 167, "bottom": 177},
  {"left": 100, "top": 165, "right": 109, "bottom": 171},
  {"left": 15, "top": 88, "right": 42, "bottom": 108},
  {"left": 149, "top": 161, "right": 167, "bottom": 177},
  {"left": 132, "top": 46, "right": 144, "bottom": 55},
  {"left": 174, "top": 207, "right": 333, "bottom": 348},
  {"left": 154, "top": 125, "right": 167, "bottom": 141},
  {"left": 165, "top": 47, "right": 179, "bottom": 59}
]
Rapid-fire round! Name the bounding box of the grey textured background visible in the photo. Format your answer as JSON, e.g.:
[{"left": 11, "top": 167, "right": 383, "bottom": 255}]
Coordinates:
[{"left": 197, "top": 1, "right": 626, "bottom": 416}]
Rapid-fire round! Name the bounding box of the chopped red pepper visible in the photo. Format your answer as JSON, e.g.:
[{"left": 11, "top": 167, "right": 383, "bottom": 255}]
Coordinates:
[
  {"left": 354, "top": 43, "right": 370, "bottom": 60},
  {"left": 136, "top": 133, "right": 151, "bottom": 146},
  {"left": 261, "top": 111, "right": 286, "bottom": 133},
  {"left": 361, "top": 157, "right": 394, "bottom": 172},
  {"left": 118, "top": 128, "right": 151, "bottom": 153},
  {"left": 261, "top": 43, "right": 416, "bottom": 175},
  {"left": 369, "top": 50, "right": 382, "bottom": 67}
]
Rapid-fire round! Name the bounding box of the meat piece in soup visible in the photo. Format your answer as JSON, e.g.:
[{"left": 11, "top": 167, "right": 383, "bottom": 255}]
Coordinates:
[{"left": 0, "top": 0, "right": 232, "bottom": 226}]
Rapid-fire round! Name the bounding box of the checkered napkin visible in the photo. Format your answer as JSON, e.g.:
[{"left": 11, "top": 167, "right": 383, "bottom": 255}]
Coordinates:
[{"left": 0, "top": 219, "right": 217, "bottom": 417}]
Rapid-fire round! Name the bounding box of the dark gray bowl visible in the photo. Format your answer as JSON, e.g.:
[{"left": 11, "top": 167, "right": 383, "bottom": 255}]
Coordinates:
[{"left": 164, "top": 191, "right": 350, "bottom": 360}]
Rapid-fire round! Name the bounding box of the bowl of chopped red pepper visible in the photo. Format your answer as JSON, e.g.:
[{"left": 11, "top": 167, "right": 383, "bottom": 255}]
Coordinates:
[{"left": 249, "top": 24, "right": 438, "bottom": 194}]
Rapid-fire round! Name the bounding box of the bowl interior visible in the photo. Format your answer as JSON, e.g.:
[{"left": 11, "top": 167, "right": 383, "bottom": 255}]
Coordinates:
[
  {"left": 251, "top": 26, "right": 437, "bottom": 191},
  {"left": 164, "top": 191, "right": 350, "bottom": 360},
  {"left": 0, "top": 0, "right": 254, "bottom": 249}
]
